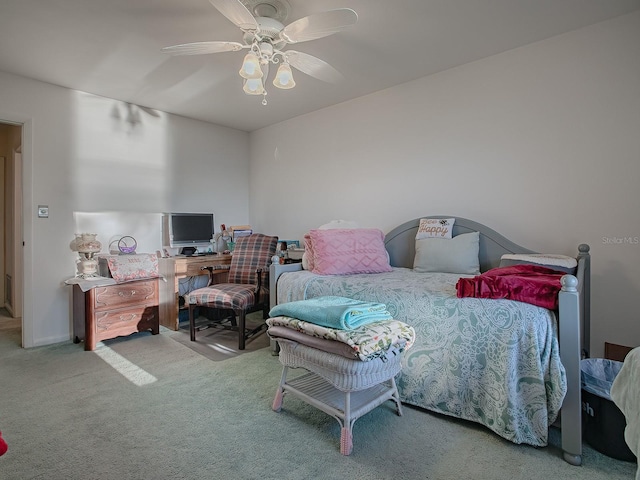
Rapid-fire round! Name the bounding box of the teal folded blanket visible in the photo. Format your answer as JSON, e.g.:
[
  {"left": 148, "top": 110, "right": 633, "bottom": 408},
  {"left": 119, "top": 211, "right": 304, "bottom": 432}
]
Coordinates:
[{"left": 269, "top": 295, "right": 392, "bottom": 330}]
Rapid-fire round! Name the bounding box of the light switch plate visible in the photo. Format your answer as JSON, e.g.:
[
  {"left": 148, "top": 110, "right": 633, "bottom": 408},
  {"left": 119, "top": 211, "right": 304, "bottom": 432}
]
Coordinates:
[{"left": 38, "top": 205, "right": 49, "bottom": 218}]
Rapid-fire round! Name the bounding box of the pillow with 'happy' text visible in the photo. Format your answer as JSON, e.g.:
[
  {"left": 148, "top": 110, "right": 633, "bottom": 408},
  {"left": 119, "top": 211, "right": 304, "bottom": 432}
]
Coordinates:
[{"left": 415, "top": 218, "right": 455, "bottom": 239}]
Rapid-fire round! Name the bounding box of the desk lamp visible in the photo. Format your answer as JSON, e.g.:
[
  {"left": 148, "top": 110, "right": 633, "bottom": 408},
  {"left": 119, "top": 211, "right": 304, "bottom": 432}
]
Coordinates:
[{"left": 70, "top": 233, "right": 102, "bottom": 278}]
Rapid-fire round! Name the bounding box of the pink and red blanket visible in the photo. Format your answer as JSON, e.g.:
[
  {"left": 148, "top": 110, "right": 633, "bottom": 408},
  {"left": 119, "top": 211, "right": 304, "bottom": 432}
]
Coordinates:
[
  {"left": 0, "top": 430, "right": 7, "bottom": 456},
  {"left": 456, "top": 264, "right": 565, "bottom": 310}
]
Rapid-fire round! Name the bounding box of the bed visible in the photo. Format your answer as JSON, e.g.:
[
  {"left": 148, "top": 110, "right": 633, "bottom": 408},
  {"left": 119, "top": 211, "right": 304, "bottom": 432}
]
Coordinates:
[{"left": 269, "top": 216, "right": 590, "bottom": 465}]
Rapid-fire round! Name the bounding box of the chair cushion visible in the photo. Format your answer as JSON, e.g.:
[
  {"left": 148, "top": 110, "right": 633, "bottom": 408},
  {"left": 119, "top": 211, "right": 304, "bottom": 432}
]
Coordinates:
[{"left": 189, "top": 284, "right": 256, "bottom": 310}]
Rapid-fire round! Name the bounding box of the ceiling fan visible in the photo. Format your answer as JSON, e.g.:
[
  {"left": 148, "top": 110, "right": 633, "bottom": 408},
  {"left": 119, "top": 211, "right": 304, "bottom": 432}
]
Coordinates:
[{"left": 161, "top": 0, "right": 358, "bottom": 104}]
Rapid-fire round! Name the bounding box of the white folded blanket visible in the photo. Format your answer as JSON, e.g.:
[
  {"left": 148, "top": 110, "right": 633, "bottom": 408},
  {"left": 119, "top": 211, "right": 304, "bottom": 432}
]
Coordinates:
[{"left": 501, "top": 253, "right": 577, "bottom": 269}]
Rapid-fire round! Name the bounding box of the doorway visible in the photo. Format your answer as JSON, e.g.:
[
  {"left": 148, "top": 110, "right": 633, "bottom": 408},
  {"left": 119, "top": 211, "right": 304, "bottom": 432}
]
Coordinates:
[{"left": 0, "top": 121, "right": 23, "bottom": 343}]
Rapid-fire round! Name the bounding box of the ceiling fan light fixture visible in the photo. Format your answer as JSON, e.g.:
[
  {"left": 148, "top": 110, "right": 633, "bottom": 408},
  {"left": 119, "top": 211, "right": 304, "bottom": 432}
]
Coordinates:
[
  {"left": 163, "top": 1, "right": 358, "bottom": 105},
  {"left": 239, "top": 52, "right": 263, "bottom": 79},
  {"left": 258, "top": 41, "right": 274, "bottom": 60},
  {"left": 273, "top": 63, "right": 295, "bottom": 89},
  {"left": 243, "top": 78, "right": 265, "bottom": 95}
]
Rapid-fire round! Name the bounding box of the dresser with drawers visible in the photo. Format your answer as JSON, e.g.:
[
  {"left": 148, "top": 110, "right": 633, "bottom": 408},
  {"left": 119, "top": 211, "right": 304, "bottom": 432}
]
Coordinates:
[{"left": 72, "top": 278, "right": 160, "bottom": 351}]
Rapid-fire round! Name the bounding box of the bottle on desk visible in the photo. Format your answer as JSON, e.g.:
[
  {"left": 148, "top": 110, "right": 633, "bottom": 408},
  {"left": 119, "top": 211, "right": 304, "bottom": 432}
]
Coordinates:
[
  {"left": 220, "top": 229, "right": 232, "bottom": 253},
  {"left": 275, "top": 242, "right": 289, "bottom": 264}
]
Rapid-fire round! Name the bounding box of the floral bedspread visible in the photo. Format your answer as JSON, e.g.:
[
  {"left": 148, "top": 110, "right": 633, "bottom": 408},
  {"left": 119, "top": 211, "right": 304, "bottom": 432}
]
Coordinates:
[{"left": 276, "top": 267, "right": 567, "bottom": 446}]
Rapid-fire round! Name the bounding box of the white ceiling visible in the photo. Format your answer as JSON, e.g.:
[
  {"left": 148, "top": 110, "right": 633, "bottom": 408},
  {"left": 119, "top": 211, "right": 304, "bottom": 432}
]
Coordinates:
[{"left": 0, "top": 0, "right": 638, "bottom": 132}]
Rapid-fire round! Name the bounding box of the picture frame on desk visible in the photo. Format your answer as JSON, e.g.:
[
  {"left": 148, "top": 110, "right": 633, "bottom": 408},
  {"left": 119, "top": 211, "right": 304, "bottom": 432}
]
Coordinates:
[{"left": 232, "top": 229, "right": 252, "bottom": 240}]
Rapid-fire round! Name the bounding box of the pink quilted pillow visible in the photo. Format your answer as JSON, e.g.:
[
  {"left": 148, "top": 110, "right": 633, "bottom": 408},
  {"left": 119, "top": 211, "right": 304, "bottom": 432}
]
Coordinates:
[{"left": 309, "top": 228, "right": 392, "bottom": 275}]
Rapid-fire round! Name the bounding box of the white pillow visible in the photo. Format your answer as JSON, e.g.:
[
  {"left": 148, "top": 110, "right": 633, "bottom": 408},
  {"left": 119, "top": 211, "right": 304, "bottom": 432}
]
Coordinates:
[
  {"left": 318, "top": 220, "right": 360, "bottom": 230},
  {"left": 414, "top": 231, "right": 480, "bottom": 274},
  {"left": 301, "top": 252, "right": 311, "bottom": 270},
  {"left": 415, "top": 218, "right": 455, "bottom": 239}
]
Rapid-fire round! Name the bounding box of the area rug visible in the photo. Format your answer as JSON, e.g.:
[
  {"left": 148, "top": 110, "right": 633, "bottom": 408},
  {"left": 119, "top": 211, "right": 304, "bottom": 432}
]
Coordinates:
[{"left": 167, "top": 311, "right": 272, "bottom": 362}]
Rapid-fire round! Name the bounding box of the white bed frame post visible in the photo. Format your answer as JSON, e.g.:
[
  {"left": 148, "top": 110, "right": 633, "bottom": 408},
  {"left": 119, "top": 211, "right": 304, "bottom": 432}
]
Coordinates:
[
  {"left": 559, "top": 274, "right": 582, "bottom": 465},
  {"left": 577, "top": 244, "right": 591, "bottom": 358},
  {"left": 269, "top": 261, "right": 303, "bottom": 353},
  {"left": 558, "top": 243, "right": 590, "bottom": 466},
  {"left": 269, "top": 261, "right": 302, "bottom": 310}
]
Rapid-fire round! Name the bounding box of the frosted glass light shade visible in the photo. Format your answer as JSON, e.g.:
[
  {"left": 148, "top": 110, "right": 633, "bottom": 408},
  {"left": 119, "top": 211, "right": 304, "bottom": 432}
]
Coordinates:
[
  {"left": 243, "top": 78, "right": 265, "bottom": 95},
  {"left": 239, "top": 52, "right": 263, "bottom": 79},
  {"left": 273, "top": 63, "right": 295, "bottom": 89}
]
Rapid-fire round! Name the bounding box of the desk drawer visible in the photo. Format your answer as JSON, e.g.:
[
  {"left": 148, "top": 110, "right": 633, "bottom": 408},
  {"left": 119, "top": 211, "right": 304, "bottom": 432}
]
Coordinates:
[
  {"left": 184, "top": 262, "right": 213, "bottom": 277},
  {"left": 92, "top": 280, "right": 158, "bottom": 311},
  {"left": 173, "top": 255, "right": 232, "bottom": 277},
  {"left": 185, "top": 264, "right": 231, "bottom": 278}
]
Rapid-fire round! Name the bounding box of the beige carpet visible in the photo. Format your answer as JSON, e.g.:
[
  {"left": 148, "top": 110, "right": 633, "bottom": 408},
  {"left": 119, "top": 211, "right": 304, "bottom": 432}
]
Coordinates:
[{"left": 0, "top": 311, "right": 637, "bottom": 480}]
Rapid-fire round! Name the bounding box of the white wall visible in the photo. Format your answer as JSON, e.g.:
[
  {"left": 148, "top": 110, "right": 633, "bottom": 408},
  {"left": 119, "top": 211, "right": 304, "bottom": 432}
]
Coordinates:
[
  {"left": 249, "top": 11, "right": 640, "bottom": 358},
  {"left": 1, "top": 11, "right": 638, "bottom": 357},
  {"left": 0, "top": 71, "right": 250, "bottom": 347}
]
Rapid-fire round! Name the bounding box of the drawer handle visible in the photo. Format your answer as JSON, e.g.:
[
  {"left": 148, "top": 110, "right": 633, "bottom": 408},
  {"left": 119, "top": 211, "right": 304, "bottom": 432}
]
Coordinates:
[{"left": 118, "top": 290, "right": 135, "bottom": 297}]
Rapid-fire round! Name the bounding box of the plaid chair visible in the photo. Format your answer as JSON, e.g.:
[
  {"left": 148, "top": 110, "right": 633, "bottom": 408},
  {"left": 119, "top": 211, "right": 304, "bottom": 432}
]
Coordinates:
[{"left": 188, "top": 233, "right": 278, "bottom": 350}]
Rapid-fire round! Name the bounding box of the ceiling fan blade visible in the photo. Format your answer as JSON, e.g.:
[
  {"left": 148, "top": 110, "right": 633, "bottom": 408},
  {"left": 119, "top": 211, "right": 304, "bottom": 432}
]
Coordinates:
[
  {"left": 280, "top": 8, "right": 357, "bottom": 44},
  {"left": 161, "top": 41, "right": 245, "bottom": 56},
  {"left": 285, "top": 50, "right": 343, "bottom": 84},
  {"left": 209, "top": 0, "right": 258, "bottom": 32}
]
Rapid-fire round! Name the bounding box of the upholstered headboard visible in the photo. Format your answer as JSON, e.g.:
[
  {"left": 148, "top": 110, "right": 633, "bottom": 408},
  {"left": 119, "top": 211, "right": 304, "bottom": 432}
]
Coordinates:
[{"left": 384, "top": 215, "right": 535, "bottom": 272}]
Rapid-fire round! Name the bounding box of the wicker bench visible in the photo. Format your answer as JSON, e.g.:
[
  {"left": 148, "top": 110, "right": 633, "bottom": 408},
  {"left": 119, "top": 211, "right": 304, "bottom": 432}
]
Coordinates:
[{"left": 271, "top": 338, "right": 404, "bottom": 455}]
